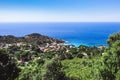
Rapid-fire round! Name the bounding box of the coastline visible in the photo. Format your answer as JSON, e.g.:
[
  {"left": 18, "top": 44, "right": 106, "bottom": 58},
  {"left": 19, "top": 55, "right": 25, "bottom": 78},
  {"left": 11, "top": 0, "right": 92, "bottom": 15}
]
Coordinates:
[{"left": 64, "top": 40, "right": 107, "bottom": 47}]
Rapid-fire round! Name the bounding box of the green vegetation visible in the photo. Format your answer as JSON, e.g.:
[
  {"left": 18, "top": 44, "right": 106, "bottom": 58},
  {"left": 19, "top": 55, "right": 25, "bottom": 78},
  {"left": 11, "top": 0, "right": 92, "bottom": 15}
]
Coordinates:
[
  {"left": 0, "top": 33, "right": 64, "bottom": 44},
  {"left": 0, "top": 32, "right": 120, "bottom": 80},
  {"left": 107, "top": 32, "right": 120, "bottom": 46},
  {"left": 0, "top": 49, "right": 20, "bottom": 80}
]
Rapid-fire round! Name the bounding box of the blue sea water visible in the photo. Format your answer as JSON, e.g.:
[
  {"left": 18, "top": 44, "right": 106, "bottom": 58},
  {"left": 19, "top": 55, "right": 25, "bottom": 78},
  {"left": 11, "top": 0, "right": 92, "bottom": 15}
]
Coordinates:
[{"left": 0, "top": 22, "right": 120, "bottom": 47}]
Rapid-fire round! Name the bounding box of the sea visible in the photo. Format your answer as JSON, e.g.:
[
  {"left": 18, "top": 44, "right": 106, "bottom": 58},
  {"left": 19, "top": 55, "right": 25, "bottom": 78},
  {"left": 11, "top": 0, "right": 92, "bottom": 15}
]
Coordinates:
[{"left": 0, "top": 22, "right": 120, "bottom": 47}]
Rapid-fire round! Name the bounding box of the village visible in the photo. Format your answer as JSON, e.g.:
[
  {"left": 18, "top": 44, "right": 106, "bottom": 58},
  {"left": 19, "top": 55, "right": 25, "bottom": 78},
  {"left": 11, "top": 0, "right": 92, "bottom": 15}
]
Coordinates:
[{"left": 0, "top": 41, "right": 76, "bottom": 65}]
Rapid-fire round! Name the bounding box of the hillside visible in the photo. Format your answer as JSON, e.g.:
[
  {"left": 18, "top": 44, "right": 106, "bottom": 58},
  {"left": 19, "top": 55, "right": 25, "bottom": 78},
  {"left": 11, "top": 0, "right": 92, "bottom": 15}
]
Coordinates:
[
  {"left": 1, "top": 32, "right": 120, "bottom": 80},
  {"left": 0, "top": 33, "right": 65, "bottom": 45}
]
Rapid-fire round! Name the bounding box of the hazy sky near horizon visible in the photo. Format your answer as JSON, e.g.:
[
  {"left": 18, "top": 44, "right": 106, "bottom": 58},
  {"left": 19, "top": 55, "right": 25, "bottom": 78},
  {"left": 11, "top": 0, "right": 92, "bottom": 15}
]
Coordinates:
[{"left": 0, "top": 0, "right": 120, "bottom": 22}]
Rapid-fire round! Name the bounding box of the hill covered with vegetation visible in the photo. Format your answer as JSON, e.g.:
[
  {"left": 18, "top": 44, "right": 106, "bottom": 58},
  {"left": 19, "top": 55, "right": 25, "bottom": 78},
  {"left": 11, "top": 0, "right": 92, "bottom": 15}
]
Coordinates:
[
  {"left": 0, "top": 32, "right": 120, "bottom": 80},
  {"left": 0, "top": 33, "right": 64, "bottom": 44}
]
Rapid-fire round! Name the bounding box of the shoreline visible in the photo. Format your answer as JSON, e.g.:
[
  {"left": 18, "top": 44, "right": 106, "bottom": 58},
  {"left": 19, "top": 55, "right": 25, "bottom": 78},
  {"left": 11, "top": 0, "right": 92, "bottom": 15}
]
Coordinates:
[{"left": 64, "top": 40, "right": 107, "bottom": 47}]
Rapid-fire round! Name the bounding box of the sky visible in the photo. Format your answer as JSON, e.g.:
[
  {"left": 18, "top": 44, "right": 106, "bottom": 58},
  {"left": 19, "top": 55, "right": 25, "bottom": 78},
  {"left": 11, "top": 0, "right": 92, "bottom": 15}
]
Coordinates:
[{"left": 0, "top": 0, "right": 120, "bottom": 22}]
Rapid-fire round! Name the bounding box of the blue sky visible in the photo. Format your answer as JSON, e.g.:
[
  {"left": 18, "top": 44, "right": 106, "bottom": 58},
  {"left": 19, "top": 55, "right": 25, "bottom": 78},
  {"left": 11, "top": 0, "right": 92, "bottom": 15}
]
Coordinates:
[{"left": 0, "top": 0, "right": 120, "bottom": 22}]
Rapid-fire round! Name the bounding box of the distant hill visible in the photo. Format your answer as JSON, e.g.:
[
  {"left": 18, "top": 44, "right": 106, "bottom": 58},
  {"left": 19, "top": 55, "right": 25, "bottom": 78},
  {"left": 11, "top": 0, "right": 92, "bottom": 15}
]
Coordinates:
[{"left": 0, "top": 33, "right": 65, "bottom": 45}]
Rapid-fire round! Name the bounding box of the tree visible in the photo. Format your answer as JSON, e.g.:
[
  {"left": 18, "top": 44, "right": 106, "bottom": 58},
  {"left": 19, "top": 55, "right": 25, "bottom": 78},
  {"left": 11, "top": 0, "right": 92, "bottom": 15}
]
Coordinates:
[
  {"left": 0, "top": 49, "right": 20, "bottom": 80},
  {"left": 107, "top": 32, "right": 120, "bottom": 46},
  {"left": 17, "top": 57, "right": 44, "bottom": 80},
  {"left": 100, "top": 40, "right": 120, "bottom": 80},
  {"left": 43, "top": 58, "right": 67, "bottom": 80}
]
